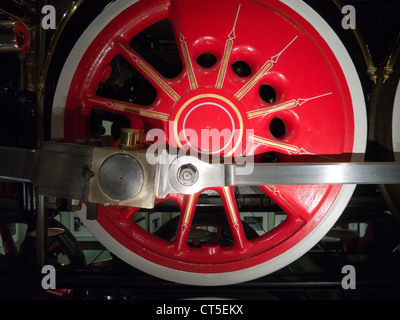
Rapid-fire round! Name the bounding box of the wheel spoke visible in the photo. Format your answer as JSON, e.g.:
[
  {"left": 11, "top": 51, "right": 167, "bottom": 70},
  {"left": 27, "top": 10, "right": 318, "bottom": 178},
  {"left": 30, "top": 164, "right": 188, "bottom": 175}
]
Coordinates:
[
  {"left": 86, "top": 95, "right": 170, "bottom": 122},
  {"left": 115, "top": 206, "right": 141, "bottom": 224},
  {"left": 170, "top": 7, "right": 198, "bottom": 91},
  {"left": 221, "top": 186, "right": 248, "bottom": 250},
  {"left": 117, "top": 41, "right": 181, "bottom": 102},
  {"left": 248, "top": 133, "right": 307, "bottom": 155},
  {"left": 234, "top": 36, "right": 298, "bottom": 100},
  {"left": 174, "top": 193, "right": 199, "bottom": 252},
  {"left": 246, "top": 92, "right": 333, "bottom": 119},
  {"left": 260, "top": 184, "right": 322, "bottom": 223},
  {"left": 215, "top": 4, "right": 242, "bottom": 89},
  {"left": 169, "top": 0, "right": 248, "bottom": 91}
]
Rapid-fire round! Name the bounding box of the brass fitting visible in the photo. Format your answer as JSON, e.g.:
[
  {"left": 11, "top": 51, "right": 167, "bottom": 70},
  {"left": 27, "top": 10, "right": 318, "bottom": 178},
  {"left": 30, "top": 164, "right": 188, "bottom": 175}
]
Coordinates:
[{"left": 119, "top": 128, "right": 145, "bottom": 150}]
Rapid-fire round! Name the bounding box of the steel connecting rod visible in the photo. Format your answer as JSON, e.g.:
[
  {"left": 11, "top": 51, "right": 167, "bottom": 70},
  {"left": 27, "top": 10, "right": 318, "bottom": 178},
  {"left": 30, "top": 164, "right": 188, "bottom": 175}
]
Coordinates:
[
  {"left": 165, "top": 155, "right": 400, "bottom": 196},
  {"left": 1, "top": 142, "right": 400, "bottom": 209}
]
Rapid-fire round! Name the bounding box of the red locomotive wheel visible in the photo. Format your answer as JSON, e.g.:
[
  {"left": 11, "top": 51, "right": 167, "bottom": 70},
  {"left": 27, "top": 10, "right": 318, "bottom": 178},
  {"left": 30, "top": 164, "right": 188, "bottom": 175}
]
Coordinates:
[{"left": 52, "top": 0, "right": 367, "bottom": 285}]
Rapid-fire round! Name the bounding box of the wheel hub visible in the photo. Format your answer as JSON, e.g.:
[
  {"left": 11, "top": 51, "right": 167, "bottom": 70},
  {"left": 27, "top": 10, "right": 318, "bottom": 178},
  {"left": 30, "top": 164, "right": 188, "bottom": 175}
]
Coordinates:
[{"left": 169, "top": 88, "right": 249, "bottom": 157}]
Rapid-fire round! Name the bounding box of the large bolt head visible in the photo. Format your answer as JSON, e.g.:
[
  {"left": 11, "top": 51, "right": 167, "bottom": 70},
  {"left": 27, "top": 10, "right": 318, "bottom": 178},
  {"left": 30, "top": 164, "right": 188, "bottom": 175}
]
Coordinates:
[{"left": 177, "top": 164, "right": 198, "bottom": 186}]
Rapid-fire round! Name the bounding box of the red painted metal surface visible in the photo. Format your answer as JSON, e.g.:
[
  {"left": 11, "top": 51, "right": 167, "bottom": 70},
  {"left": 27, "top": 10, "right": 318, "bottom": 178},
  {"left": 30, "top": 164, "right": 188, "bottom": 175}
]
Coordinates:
[{"left": 63, "top": 0, "right": 356, "bottom": 273}]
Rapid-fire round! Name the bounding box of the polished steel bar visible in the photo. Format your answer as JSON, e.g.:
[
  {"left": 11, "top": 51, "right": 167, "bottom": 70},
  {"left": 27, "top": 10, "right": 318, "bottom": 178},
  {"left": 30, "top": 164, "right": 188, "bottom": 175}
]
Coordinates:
[
  {"left": 229, "top": 162, "right": 400, "bottom": 186},
  {"left": 1, "top": 143, "right": 400, "bottom": 206},
  {"left": 165, "top": 158, "right": 400, "bottom": 195},
  {"left": 36, "top": 142, "right": 94, "bottom": 200},
  {"left": 0, "top": 146, "right": 39, "bottom": 182},
  {"left": 0, "top": 142, "right": 93, "bottom": 200}
]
